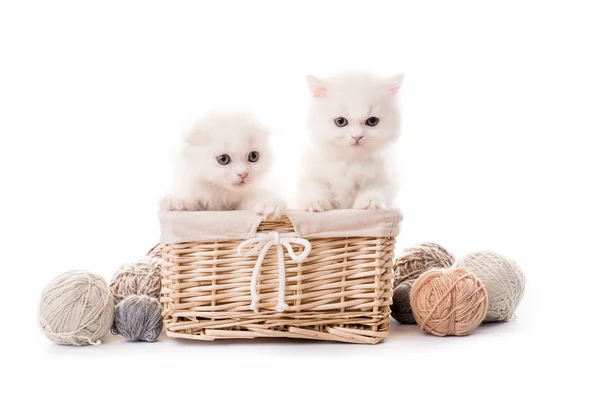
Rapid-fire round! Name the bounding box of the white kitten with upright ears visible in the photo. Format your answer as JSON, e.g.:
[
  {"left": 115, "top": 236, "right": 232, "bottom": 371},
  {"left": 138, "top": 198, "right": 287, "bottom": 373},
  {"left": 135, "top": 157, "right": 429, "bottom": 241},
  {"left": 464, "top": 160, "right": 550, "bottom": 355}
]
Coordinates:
[
  {"left": 161, "top": 111, "right": 285, "bottom": 219},
  {"left": 297, "top": 71, "right": 404, "bottom": 212}
]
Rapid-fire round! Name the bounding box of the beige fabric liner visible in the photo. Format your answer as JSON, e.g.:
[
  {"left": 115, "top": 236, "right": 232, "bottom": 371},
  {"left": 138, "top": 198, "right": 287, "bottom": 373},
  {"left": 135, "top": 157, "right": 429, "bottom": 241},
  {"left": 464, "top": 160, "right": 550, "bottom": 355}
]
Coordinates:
[{"left": 159, "top": 208, "right": 402, "bottom": 244}]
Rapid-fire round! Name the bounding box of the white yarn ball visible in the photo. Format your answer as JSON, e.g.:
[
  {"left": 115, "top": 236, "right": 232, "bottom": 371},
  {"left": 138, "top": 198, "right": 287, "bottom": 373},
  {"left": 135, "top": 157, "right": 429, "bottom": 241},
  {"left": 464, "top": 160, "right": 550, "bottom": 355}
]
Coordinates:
[
  {"left": 458, "top": 251, "right": 525, "bottom": 322},
  {"left": 38, "top": 270, "right": 115, "bottom": 346}
]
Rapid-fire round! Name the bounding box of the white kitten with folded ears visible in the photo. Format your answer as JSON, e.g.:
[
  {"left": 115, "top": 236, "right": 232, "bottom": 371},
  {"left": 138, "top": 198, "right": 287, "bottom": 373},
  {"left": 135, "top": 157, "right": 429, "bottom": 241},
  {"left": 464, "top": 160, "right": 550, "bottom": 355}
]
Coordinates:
[
  {"left": 297, "top": 71, "right": 404, "bottom": 212},
  {"left": 161, "top": 112, "right": 285, "bottom": 219}
]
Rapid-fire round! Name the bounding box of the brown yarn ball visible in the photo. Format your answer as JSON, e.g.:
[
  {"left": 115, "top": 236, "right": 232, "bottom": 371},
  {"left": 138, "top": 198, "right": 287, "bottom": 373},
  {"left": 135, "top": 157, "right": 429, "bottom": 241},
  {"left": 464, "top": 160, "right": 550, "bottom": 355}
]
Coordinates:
[
  {"left": 393, "top": 242, "right": 455, "bottom": 287},
  {"left": 391, "top": 280, "right": 416, "bottom": 324},
  {"left": 410, "top": 267, "right": 488, "bottom": 337},
  {"left": 109, "top": 258, "right": 162, "bottom": 305}
]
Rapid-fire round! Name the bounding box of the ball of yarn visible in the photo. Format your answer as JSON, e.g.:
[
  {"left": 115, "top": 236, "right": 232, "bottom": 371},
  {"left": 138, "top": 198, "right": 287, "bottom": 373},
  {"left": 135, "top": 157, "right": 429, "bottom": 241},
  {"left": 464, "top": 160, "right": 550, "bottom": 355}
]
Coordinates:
[
  {"left": 410, "top": 267, "right": 488, "bottom": 336},
  {"left": 109, "top": 259, "right": 161, "bottom": 305},
  {"left": 38, "top": 270, "right": 114, "bottom": 346},
  {"left": 391, "top": 280, "right": 416, "bottom": 324},
  {"left": 458, "top": 251, "right": 525, "bottom": 322},
  {"left": 111, "top": 295, "right": 163, "bottom": 342},
  {"left": 393, "top": 242, "right": 455, "bottom": 287}
]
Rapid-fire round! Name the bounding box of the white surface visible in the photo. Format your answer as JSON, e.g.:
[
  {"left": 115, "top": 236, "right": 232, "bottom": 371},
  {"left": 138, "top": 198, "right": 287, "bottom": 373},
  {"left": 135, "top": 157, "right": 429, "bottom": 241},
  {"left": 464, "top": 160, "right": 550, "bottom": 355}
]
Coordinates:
[{"left": 1, "top": 1, "right": 598, "bottom": 392}]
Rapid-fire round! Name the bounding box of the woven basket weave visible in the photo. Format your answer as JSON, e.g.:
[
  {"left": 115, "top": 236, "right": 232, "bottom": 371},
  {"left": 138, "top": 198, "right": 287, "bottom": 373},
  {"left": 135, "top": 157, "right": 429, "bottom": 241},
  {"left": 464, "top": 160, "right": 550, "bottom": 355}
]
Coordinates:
[{"left": 159, "top": 209, "right": 400, "bottom": 344}]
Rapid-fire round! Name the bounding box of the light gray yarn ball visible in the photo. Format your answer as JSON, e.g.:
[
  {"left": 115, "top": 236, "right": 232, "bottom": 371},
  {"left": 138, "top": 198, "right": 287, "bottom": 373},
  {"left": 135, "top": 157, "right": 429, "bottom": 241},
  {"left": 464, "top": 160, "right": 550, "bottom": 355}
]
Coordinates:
[
  {"left": 39, "top": 270, "right": 114, "bottom": 346},
  {"left": 458, "top": 251, "right": 526, "bottom": 322},
  {"left": 111, "top": 295, "right": 163, "bottom": 342}
]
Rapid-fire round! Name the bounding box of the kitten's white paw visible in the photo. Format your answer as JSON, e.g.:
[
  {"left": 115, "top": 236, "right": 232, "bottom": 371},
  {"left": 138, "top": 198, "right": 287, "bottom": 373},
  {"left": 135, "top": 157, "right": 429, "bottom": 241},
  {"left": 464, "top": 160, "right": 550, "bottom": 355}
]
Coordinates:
[
  {"left": 353, "top": 195, "right": 387, "bottom": 210},
  {"left": 160, "top": 195, "right": 205, "bottom": 211},
  {"left": 304, "top": 198, "right": 333, "bottom": 212},
  {"left": 252, "top": 203, "right": 282, "bottom": 220}
]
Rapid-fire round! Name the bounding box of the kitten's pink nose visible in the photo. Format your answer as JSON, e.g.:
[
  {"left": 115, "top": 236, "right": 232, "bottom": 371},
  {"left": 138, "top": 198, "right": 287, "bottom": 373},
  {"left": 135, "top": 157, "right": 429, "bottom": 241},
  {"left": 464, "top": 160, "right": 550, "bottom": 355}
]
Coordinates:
[
  {"left": 352, "top": 135, "right": 364, "bottom": 142},
  {"left": 237, "top": 172, "right": 249, "bottom": 180}
]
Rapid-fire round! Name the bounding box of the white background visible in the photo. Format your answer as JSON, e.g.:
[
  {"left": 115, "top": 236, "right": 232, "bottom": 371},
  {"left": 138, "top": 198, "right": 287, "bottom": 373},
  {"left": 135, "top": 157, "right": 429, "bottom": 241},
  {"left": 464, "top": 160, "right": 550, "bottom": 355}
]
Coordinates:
[{"left": 1, "top": 1, "right": 598, "bottom": 392}]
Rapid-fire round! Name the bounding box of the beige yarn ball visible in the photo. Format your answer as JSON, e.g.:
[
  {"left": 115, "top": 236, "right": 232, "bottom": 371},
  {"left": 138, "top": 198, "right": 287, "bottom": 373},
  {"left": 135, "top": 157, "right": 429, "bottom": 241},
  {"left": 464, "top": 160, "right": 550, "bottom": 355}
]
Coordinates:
[
  {"left": 109, "top": 259, "right": 162, "bottom": 305},
  {"left": 410, "top": 267, "right": 488, "bottom": 337},
  {"left": 38, "top": 270, "right": 114, "bottom": 346},
  {"left": 458, "top": 251, "right": 525, "bottom": 322},
  {"left": 393, "top": 242, "right": 455, "bottom": 287}
]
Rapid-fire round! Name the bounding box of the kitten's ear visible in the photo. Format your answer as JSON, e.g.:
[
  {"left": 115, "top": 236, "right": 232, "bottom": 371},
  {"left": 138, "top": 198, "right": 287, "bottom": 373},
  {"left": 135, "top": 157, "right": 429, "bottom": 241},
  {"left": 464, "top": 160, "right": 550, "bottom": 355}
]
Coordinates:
[
  {"left": 306, "top": 75, "right": 328, "bottom": 98},
  {"left": 385, "top": 73, "right": 404, "bottom": 95},
  {"left": 182, "top": 122, "right": 205, "bottom": 144}
]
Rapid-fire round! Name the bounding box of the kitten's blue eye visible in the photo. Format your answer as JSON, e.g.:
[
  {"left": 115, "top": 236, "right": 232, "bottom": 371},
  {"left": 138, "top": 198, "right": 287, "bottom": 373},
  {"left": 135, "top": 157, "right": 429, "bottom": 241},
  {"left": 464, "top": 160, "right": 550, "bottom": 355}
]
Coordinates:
[
  {"left": 216, "top": 154, "right": 230, "bottom": 165},
  {"left": 334, "top": 117, "right": 348, "bottom": 127},
  {"left": 365, "top": 117, "right": 379, "bottom": 127},
  {"left": 248, "top": 151, "right": 260, "bottom": 162}
]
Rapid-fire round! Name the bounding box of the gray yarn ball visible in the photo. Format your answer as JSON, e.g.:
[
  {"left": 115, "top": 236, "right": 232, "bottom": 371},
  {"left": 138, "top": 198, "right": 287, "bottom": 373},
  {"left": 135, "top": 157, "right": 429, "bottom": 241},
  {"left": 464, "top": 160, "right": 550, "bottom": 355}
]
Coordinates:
[
  {"left": 391, "top": 280, "right": 416, "bottom": 324},
  {"left": 111, "top": 295, "right": 163, "bottom": 342}
]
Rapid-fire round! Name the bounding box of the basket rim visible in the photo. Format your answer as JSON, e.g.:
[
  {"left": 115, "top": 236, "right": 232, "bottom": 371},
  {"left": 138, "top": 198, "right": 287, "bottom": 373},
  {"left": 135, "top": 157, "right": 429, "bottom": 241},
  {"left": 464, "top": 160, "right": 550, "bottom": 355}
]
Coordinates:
[{"left": 159, "top": 208, "right": 402, "bottom": 244}]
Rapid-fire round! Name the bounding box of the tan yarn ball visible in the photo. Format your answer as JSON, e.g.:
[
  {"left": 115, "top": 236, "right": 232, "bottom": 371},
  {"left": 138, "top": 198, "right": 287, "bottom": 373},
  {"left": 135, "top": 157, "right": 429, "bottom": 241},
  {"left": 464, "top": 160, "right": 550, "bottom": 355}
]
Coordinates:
[
  {"left": 109, "top": 258, "right": 162, "bottom": 305},
  {"left": 410, "top": 267, "right": 488, "bottom": 337},
  {"left": 38, "top": 270, "right": 114, "bottom": 346},
  {"left": 393, "top": 242, "right": 455, "bottom": 287},
  {"left": 458, "top": 251, "right": 525, "bottom": 322}
]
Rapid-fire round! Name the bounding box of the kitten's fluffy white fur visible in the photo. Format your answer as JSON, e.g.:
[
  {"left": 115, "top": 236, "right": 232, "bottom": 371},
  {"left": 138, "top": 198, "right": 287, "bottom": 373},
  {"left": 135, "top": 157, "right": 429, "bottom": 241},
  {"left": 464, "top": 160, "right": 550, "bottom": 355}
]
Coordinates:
[
  {"left": 298, "top": 71, "right": 403, "bottom": 211},
  {"left": 161, "top": 111, "right": 285, "bottom": 219}
]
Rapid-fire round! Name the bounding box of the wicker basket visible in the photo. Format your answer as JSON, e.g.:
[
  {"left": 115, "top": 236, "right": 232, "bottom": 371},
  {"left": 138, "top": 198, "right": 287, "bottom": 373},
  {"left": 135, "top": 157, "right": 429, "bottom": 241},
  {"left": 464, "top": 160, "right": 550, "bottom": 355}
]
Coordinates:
[{"left": 159, "top": 209, "right": 401, "bottom": 344}]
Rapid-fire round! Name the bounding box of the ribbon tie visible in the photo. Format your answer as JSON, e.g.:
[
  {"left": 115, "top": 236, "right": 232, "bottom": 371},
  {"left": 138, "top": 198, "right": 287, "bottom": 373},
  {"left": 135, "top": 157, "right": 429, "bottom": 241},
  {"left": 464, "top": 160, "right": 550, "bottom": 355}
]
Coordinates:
[{"left": 237, "top": 231, "right": 311, "bottom": 312}]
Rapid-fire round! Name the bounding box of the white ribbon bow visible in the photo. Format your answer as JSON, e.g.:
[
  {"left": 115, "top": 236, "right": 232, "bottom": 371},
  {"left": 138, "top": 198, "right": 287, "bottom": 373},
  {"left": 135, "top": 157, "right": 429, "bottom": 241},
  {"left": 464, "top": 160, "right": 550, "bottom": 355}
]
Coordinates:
[{"left": 237, "top": 231, "right": 311, "bottom": 313}]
